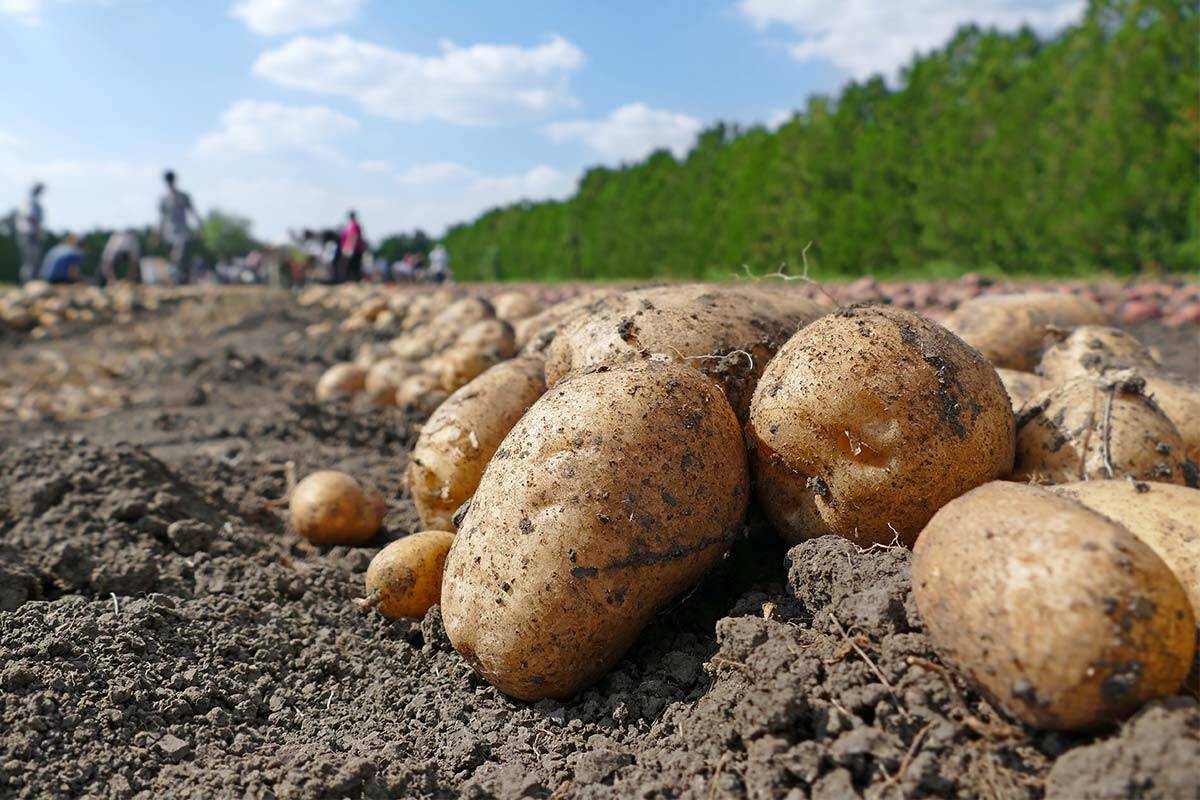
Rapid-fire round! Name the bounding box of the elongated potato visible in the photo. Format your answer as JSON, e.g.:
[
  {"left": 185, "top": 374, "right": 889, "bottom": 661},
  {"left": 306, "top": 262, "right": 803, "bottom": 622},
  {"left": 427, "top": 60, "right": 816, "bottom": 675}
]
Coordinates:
[
  {"left": 545, "top": 284, "right": 826, "bottom": 420},
  {"left": 747, "top": 306, "right": 1015, "bottom": 547},
  {"left": 1013, "top": 372, "right": 1192, "bottom": 485},
  {"left": 913, "top": 481, "right": 1195, "bottom": 730},
  {"left": 315, "top": 363, "right": 366, "bottom": 402},
  {"left": 1048, "top": 480, "right": 1200, "bottom": 614},
  {"left": 365, "top": 531, "right": 456, "bottom": 619},
  {"left": 996, "top": 368, "right": 1047, "bottom": 412},
  {"left": 944, "top": 293, "right": 1108, "bottom": 371},
  {"left": 442, "top": 359, "right": 749, "bottom": 700},
  {"left": 1037, "top": 325, "right": 1160, "bottom": 384},
  {"left": 407, "top": 357, "right": 547, "bottom": 531}
]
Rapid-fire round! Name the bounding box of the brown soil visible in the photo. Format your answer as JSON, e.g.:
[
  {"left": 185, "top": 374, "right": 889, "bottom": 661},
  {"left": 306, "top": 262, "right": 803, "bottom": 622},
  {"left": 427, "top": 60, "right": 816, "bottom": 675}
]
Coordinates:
[{"left": 1, "top": 286, "right": 1197, "bottom": 799}]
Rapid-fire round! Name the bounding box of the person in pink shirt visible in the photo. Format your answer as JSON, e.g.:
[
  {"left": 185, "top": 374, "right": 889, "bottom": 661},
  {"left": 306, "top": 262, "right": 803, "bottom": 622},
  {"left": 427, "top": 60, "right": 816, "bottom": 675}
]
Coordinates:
[{"left": 339, "top": 210, "right": 366, "bottom": 283}]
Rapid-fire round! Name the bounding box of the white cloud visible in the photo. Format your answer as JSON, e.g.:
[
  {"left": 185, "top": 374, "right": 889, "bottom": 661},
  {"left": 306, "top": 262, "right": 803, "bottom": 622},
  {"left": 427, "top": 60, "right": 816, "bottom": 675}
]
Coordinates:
[
  {"left": 765, "top": 108, "right": 794, "bottom": 131},
  {"left": 0, "top": 156, "right": 162, "bottom": 231},
  {"left": 253, "top": 33, "right": 585, "bottom": 125},
  {"left": 359, "top": 159, "right": 391, "bottom": 173},
  {"left": 0, "top": 0, "right": 45, "bottom": 25},
  {"left": 231, "top": 0, "right": 363, "bottom": 35},
  {"left": 546, "top": 103, "right": 703, "bottom": 162},
  {"left": 193, "top": 100, "right": 358, "bottom": 159},
  {"left": 738, "top": 0, "right": 1085, "bottom": 81},
  {"left": 396, "top": 160, "right": 475, "bottom": 186}
]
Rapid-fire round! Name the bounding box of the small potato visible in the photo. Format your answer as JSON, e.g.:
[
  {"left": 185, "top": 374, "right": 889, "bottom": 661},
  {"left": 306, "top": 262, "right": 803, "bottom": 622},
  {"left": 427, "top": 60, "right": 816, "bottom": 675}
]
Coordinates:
[
  {"left": 438, "top": 320, "right": 518, "bottom": 392},
  {"left": 407, "top": 357, "right": 546, "bottom": 530},
  {"left": 315, "top": 363, "right": 366, "bottom": 402},
  {"left": 1049, "top": 480, "right": 1200, "bottom": 614},
  {"left": 365, "top": 358, "right": 419, "bottom": 394},
  {"left": 747, "top": 306, "right": 1015, "bottom": 547},
  {"left": 1038, "top": 325, "right": 1160, "bottom": 384},
  {"left": 491, "top": 291, "right": 542, "bottom": 322},
  {"left": 913, "top": 481, "right": 1195, "bottom": 730},
  {"left": 1014, "top": 372, "right": 1193, "bottom": 485},
  {"left": 996, "top": 368, "right": 1047, "bottom": 412},
  {"left": 390, "top": 330, "right": 437, "bottom": 360},
  {"left": 944, "top": 292, "right": 1108, "bottom": 370},
  {"left": 364, "top": 382, "right": 397, "bottom": 408},
  {"left": 442, "top": 359, "right": 749, "bottom": 700},
  {"left": 395, "top": 373, "right": 449, "bottom": 417},
  {"left": 365, "top": 531, "right": 456, "bottom": 619},
  {"left": 290, "top": 470, "right": 385, "bottom": 545}
]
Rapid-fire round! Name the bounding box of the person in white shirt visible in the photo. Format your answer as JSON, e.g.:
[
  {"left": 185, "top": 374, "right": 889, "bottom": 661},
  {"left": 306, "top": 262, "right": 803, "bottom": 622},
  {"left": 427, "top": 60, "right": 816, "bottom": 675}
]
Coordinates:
[
  {"left": 429, "top": 243, "right": 451, "bottom": 284},
  {"left": 158, "top": 170, "right": 201, "bottom": 284},
  {"left": 98, "top": 229, "right": 142, "bottom": 285},
  {"left": 16, "top": 183, "right": 45, "bottom": 284}
]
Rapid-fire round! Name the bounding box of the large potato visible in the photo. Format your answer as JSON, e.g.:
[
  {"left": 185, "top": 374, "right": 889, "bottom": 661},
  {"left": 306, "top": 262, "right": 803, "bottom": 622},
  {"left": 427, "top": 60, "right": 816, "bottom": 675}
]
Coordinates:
[
  {"left": 407, "top": 357, "right": 546, "bottom": 531},
  {"left": 913, "top": 481, "right": 1195, "bottom": 730},
  {"left": 996, "top": 368, "right": 1047, "bottom": 412},
  {"left": 545, "top": 284, "right": 826, "bottom": 420},
  {"left": 1037, "top": 325, "right": 1160, "bottom": 384},
  {"left": 441, "top": 359, "right": 749, "bottom": 700},
  {"left": 1049, "top": 480, "right": 1200, "bottom": 614},
  {"left": 1013, "top": 372, "right": 1192, "bottom": 485},
  {"left": 515, "top": 288, "right": 617, "bottom": 352},
  {"left": 747, "top": 306, "right": 1015, "bottom": 547},
  {"left": 365, "top": 531, "right": 456, "bottom": 619},
  {"left": 944, "top": 292, "right": 1107, "bottom": 371}
]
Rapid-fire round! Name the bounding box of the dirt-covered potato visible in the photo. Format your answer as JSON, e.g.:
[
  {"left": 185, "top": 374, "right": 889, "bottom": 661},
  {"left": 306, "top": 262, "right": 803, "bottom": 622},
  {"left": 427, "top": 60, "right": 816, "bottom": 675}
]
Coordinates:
[
  {"left": 389, "top": 331, "right": 436, "bottom": 361},
  {"left": 441, "top": 359, "right": 749, "bottom": 700},
  {"left": 437, "top": 320, "right": 518, "bottom": 393},
  {"left": 290, "top": 470, "right": 385, "bottom": 545},
  {"left": 944, "top": 293, "right": 1108, "bottom": 371},
  {"left": 913, "top": 481, "right": 1195, "bottom": 730},
  {"left": 514, "top": 288, "right": 618, "bottom": 352},
  {"left": 315, "top": 363, "right": 366, "bottom": 402},
  {"left": 364, "top": 531, "right": 456, "bottom": 619},
  {"left": 365, "top": 358, "right": 419, "bottom": 394},
  {"left": 491, "top": 291, "right": 542, "bottom": 322},
  {"left": 995, "top": 368, "right": 1047, "bottom": 412},
  {"left": 407, "top": 357, "right": 547, "bottom": 530},
  {"left": 1048, "top": 480, "right": 1200, "bottom": 614},
  {"left": 747, "top": 306, "right": 1015, "bottom": 547},
  {"left": 1014, "top": 371, "right": 1193, "bottom": 485},
  {"left": 395, "top": 373, "right": 449, "bottom": 417},
  {"left": 1145, "top": 376, "right": 1200, "bottom": 463},
  {"left": 1037, "top": 325, "right": 1160, "bottom": 384},
  {"left": 545, "top": 284, "right": 826, "bottom": 420}
]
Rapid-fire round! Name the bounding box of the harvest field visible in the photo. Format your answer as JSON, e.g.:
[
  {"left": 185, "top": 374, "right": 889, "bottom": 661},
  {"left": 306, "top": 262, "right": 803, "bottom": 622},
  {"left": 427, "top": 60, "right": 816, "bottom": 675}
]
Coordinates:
[{"left": 1, "top": 278, "right": 1199, "bottom": 799}]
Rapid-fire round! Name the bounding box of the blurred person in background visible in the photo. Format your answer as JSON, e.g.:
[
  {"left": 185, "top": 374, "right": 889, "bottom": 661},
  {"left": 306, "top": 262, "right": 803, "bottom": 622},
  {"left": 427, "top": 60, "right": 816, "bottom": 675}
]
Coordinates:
[
  {"left": 39, "top": 234, "right": 84, "bottom": 284},
  {"left": 98, "top": 229, "right": 142, "bottom": 285},
  {"left": 429, "top": 243, "right": 451, "bottom": 284},
  {"left": 339, "top": 210, "right": 366, "bottom": 283},
  {"left": 158, "top": 170, "right": 201, "bottom": 284},
  {"left": 16, "top": 182, "right": 46, "bottom": 284}
]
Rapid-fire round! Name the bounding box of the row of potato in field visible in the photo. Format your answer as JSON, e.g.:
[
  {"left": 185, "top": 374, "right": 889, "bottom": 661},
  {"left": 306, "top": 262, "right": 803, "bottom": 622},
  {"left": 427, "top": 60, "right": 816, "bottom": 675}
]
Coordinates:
[{"left": 299, "top": 282, "right": 1200, "bottom": 732}]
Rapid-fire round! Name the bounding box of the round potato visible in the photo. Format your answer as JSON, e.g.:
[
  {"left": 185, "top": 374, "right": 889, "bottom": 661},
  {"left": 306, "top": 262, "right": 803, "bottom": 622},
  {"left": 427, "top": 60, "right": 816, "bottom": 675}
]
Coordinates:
[
  {"left": 365, "top": 358, "right": 419, "bottom": 394},
  {"left": 913, "top": 481, "right": 1195, "bottom": 730},
  {"left": 1048, "top": 480, "right": 1200, "bottom": 614},
  {"left": 492, "top": 291, "right": 542, "bottom": 322},
  {"left": 1038, "top": 325, "right": 1160, "bottom": 384},
  {"left": 365, "top": 531, "right": 456, "bottom": 619},
  {"left": 315, "top": 363, "right": 366, "bottom": 402},
  {"left": 996, "top": 368, "right": 1047, "bottom": 412},
  {"left": 290, "top": 470, "right": 385, "bottom": 546},
  {"left": 407, "top": 357, "right": 547, "bottom": 530},
  {"left": 944, "top": 292, "right": 1108, "bottom": 371},
  {"left": 514, "top": 288, "right": 616, "bottom": 352},
  {"left": 441, "top": 359, "right": 749, "bottom": 700},
  {"left": 545, "top": 284, "right": 826, "bottom": 420},
  {"left": 1013, "top": 372, "right": 1192, "bottom": 485},
  {"left": 747, "top": 306, "right": 1015, "bottom": 547},
  {"left": 395, "top": 373, "right": 449, "bottom": 417}
]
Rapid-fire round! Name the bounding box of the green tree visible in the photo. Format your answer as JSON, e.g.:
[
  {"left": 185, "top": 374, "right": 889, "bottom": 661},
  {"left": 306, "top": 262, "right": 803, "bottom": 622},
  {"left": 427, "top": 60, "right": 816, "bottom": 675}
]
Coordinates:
[{"left": 201, "top": 210, "right": 261, "bottom": 262}]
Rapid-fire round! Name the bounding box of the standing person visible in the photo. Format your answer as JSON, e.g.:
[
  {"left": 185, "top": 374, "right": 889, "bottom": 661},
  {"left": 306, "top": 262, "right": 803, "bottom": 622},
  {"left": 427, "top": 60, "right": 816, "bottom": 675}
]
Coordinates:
[
  {"left": 16, "top": 182, "right": 46, "bottom": 284},
  {"left": 429, "top": 243, "right": 451, "bottom": 284},
  {"left": 39, "top": 235, "right": 84, "bottom": 284},
  {"left": 339, "top": 210, "right": 366, "bottom": 283},
  {"left": 158, "top": 170, "right": 201, "bottom": 284},
  {"left": 98, "top": 229, "right": 142, "bottom": 285}
]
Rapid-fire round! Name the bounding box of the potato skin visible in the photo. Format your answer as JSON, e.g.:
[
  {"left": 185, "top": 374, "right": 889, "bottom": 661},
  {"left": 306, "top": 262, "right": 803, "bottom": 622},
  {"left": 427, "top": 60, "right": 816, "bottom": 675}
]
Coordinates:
[
  {"left": 747, "top": 306, "right": 1015, "bottom": 547},
  {"left": 441, "top": 359, "right": 749, "bottom": 700},
  {"left": 395, "top": 373, "right": 449, "bottom": 417},
  {"left": 944, "top": 293, "right": 1108, "bottom": 370},
  {"left": 492, "top": 291, "right": 542, "bottom": 322},
  {"left": 315, "top": 363, "right": 366, "bottom": 402},
  {"left": 1049, "top": 480, "right": 1200, "bottom": 615},
  {"left": 514, "top": 288, "right": 616, "bottom": 352},
  {"left": 290, "top": 470, "right": 385, "bottom": 545},
  {"left": 1013, "top": 373, "right": 1193, "bottom": 485},
  {"left": 996, "top": 368, "right": 1047, "bottom": 412},
  {"left": 407, "top": 357, "right": 547, "bottom": 531},
  {"left": 913, "top": 481, "right": 1195, "bottom": 730},
  {"left": 1145, "top": 376, "right": 1200, "bottom": 463},
  {"left": 366, "top": 531, "right": 456, "bottom": 619},
  {"left": 1037, "top": 325, "right": 1160, "bottom": 384}
]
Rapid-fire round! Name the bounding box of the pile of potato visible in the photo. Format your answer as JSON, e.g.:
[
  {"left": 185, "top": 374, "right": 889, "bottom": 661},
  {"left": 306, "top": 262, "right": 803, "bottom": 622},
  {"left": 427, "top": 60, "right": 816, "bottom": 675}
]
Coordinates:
[
  {"left": 297, "top": 282, "right": 1199, "bottom": 730},
  {"left": 0, "top": 281, "right": 186, "bottom": 339}
]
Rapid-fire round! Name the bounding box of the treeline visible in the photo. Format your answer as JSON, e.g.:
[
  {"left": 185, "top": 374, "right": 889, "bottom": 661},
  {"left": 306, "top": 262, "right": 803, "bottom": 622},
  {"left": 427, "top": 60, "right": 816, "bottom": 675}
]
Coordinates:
[{"left": 444, "top": 0, "right": 1198, "bottom": 281}]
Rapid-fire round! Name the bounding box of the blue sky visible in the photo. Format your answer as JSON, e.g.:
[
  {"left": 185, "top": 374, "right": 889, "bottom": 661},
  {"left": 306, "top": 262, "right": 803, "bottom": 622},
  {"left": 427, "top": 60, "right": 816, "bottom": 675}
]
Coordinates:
[{"left": 0, "top": 0, "right": 1085, "bottom": 241}]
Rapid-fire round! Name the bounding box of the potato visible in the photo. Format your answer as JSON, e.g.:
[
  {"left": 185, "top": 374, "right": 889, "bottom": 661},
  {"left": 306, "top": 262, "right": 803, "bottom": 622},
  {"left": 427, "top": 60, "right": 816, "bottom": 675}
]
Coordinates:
[
  {"left": 364, "top": 531, "right": 456, "bottom": 619},
  {"left": 514, "top": 288, "right": 616, "bottom": 352},
  {"left": 747, "top": 306, "right": 1015, "bottom": 547},
  {"left": 315, "top": 363, "right": 366, "bottom": 402},
  {"left": 364, "top": 382, "right": 397, "bottom": 408},
  {"left": 913, "top": 481, "right": 1195, "bottom": 730},
  {"left": 441, "top": 359, "right": 749, "bottom": 700},
  {"left": 545, "top": 284, "right": 826, "bottom": 420},
  {"left": 492, "top": 291, "right": 542, "bottom": 322},
  {"left": 436, "top": 320, "right": 518, "bottom": 392},
  {"left": 1049, "top": 480, "right": 1200, "bottom": 614},
  {"left": 290, "top": 470, "right": 385, "bottom": 545},
  {"left": 394, "top": 373, "right": 449, "bottom": 417},
  {"left": 428, "top": 297, "right": 496, "bottom": 349},
  {"left": 389, "top": 333, "right": 435, "bottom": 361},
  {"left": 1013, "top": 371, "right": 1192, "bottom": 485},
  {"left": 364, "top": 358, "right": 419, "bottom": 394},
  {"left": 1037, "top": 325, "right": 1160, "bottom": 384},
  {"left": 944, "top": 292, "right": 1108, "bottom": 370},
  {"left": 407, "top": 357, "right": 547, "bottom": 530},
  {"left": 996, "top": 368, "right": 1047, "bottom": 412},
  {"left": 1145, "top": 376, "right": 1200, "bottom": 463}
]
